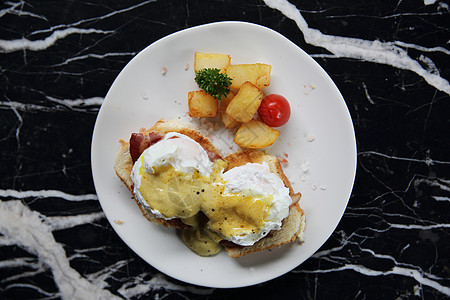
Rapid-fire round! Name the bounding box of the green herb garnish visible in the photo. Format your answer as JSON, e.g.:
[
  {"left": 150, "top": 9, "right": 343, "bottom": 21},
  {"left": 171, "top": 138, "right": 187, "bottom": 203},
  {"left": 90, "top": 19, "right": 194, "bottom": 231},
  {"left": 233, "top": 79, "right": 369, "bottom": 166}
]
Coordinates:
[{"left": 194, "top": 68, "right": 232, "bottom": 100}]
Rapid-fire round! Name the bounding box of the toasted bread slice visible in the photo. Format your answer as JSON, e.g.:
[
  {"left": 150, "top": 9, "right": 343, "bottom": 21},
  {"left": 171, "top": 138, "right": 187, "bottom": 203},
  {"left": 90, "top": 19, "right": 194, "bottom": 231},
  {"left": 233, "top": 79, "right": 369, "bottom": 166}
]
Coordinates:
[{"left": 114, "top": 119, "right": 222, "bottom": 229}]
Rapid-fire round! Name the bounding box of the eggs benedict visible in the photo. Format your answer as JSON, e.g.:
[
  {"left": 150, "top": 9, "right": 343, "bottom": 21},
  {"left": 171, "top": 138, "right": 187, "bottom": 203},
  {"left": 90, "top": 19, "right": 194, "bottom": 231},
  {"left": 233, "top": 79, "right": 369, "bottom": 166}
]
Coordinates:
[{"left": 114, "top": 120, "right": 305, "bottom": 258}]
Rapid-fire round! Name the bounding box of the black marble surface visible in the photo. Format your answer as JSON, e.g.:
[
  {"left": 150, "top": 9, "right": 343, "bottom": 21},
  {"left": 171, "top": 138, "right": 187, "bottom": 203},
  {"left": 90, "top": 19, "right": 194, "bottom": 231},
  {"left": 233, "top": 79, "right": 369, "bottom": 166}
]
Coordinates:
[{"left": 1, "top": 0, "right": 449, "bottom": 299}]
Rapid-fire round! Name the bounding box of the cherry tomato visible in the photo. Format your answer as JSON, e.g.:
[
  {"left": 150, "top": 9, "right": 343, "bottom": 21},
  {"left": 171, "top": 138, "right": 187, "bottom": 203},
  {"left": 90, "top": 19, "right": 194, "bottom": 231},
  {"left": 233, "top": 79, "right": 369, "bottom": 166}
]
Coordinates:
[{"left": 258, "top": 94, "right": 291, "bottom": 127}]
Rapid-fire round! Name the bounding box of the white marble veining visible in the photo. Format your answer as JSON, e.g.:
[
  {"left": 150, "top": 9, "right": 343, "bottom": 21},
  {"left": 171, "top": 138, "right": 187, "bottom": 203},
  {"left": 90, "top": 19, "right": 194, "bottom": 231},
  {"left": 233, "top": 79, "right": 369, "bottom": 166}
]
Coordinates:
[
  {"left": 359, "top": 150, "right": 449, "bottom": 166},
  {"left": 0, "top": 194, "right": 211, "bottom": 299},
  {"left": 0, "top": 97, "right": 104, "bottom": 112},
  {"left": 264, "top": 0, "right": 450, "bottom": 94},
  {"left": 117, "top": 273, "right": 214, "bottom": 299},
  {"left": 53, "top": 52, "right": 137, "bottom": 67},
  {"left": 0, "top": 189, "right": 99, "bottom": 201},
  {"left": 0, "top": 200, "right": 119, "bottom": 299},
  {"left": 0, "top": 28, "right": 113, "bottom": 53},
  {"left": 0, "top": 1, "right": 47, "bottom": 20}
]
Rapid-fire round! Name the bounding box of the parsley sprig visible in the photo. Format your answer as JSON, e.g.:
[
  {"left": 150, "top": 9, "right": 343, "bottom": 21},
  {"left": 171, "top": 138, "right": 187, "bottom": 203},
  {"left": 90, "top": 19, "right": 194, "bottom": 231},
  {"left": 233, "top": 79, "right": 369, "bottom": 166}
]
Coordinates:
[{"left": 194, "top": 68, "right": 232, "bottom": 100}]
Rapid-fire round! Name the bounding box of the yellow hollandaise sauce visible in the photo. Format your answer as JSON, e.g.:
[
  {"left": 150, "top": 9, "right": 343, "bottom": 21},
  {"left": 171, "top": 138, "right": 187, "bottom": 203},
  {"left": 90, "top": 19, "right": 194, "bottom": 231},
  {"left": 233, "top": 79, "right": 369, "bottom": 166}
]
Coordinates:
[
  {"left": 137, "top": 159, "right": 273, "bottom": 256},
  {"left": 180, "top": 227, "right": 222, "bottom": 256},
  {"left": 139, "top": 164, "right": 206, "bottom": 219}
]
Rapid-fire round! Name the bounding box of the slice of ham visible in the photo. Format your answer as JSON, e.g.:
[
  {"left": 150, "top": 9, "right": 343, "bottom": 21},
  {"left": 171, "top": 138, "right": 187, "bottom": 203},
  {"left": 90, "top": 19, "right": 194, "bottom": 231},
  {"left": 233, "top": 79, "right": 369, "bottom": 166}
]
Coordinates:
[
  {"left": 206, "top": 149, "right": 222, "bottom": 161},
  {"left": 219, "top": 240, "right": 244, "bottom": 248},
  {"left": 129, "top": 132, "right": 162, "bottom": 163}
]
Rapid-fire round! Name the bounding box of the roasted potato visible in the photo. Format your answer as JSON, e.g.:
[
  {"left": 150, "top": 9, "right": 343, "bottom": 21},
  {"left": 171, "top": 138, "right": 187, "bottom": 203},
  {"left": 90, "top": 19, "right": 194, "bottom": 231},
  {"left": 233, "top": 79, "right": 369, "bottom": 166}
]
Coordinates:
[
  {"left": 226, "top": 63, "right": 271, "bottom": 89},
  {"left": 219, "top": 90, "right": 240, "bottom": 129},
  {"left": 194, "top": 52, "right": 231, "bottom": 73},
  {"left": 234, "top": 119, "right": 280, "bottom": 149},
  {"left": 225, "top": 81, "right": 263, "bottom": 123},
  {"left": 188, "top": 91, "right": 218, "bottom": 118}
]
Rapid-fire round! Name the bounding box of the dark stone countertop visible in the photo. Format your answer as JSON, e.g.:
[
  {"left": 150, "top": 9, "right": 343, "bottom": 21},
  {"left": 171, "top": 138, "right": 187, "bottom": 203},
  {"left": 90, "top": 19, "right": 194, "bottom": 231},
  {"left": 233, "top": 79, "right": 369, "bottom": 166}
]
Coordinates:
[{"left": 1, "top": 0, "right": 449, "bottom": 299}]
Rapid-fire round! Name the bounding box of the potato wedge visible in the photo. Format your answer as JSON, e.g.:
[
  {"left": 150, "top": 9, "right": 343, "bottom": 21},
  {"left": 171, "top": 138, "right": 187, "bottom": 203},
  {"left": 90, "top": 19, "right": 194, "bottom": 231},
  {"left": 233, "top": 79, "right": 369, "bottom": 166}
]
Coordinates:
[
  {"left": 219, "top": 90, "right": 240, "bottom": 129},
  {"left": 225, "top": 81, "right": 263, "bottom": 123},
  {"left": 234, "top": 119, "right": 280, "bottom": 149},
  {"left": 188, "top": 91, "right": 218, "bottom": 118},
  {"left": 221, "top": 112, "right": 240, "bottom": 129},
  {"left": 194, "top": 52, "right": 231, "bottom": 73},
  {"left": 226, "top": 63, "right": 271, "bottom": 89}
]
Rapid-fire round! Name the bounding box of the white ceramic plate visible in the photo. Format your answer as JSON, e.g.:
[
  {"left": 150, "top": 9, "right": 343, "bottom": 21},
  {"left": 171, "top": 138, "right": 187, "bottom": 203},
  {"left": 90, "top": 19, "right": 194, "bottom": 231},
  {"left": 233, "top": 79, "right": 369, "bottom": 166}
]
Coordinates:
[{"left": 91, "top": 21, "right": 356, "bottom": 288}]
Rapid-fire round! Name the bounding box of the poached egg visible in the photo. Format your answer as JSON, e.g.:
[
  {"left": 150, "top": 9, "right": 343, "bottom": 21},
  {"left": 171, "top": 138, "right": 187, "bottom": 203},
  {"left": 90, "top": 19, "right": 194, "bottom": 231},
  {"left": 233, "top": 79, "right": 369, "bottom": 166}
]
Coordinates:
[{"left": 131, "top": 132, "right": 213, "bottom": 219}]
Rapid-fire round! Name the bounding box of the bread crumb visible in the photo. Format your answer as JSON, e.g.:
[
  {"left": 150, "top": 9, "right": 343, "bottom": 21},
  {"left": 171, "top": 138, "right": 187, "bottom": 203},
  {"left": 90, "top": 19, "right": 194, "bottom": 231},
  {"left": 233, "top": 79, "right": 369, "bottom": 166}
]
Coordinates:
[
  {"left": 185, "top": 63, "right": 189, "bottom": 71},
  {"left": 310, "top": 184, "right": 317, "bottom": 191},
  {"left": 198, "top": 118, "right": 216, "bottom": 134},
  {"left": 141, "top": 90, "right": 149, "bottom": 100},
  {"left": 300, "top": 161, "right": 310, "bottom": 173},
  {"left": 278, "top": 157, "right": 288, "bottom": 167},
  {"left": 161, "top": 66, "right": 167, "bottom": 75},
  {"left": 114, "top": 220, "right": 124, "bottom": 224},
  {"left": 284, "top": 152, "right": 288, "bottom": 158},
  {"left": 303, "top": 84, "right": 316, "bottom": 95},
  {"left": 306, "top": 134, "right": 315, "bottom": 142}
]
